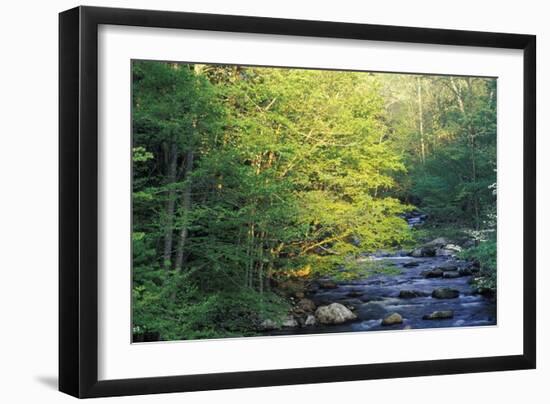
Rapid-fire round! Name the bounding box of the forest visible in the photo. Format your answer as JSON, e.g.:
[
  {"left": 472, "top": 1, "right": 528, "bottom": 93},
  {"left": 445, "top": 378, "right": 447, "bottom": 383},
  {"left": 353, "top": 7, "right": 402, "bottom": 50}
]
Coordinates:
[{"left": 131, "top": 61, "right": 497, "bottom": 342}]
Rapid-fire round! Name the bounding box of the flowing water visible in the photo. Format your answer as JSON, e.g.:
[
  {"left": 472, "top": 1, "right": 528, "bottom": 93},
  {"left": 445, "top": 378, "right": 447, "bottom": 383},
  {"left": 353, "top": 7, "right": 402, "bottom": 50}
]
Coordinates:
[{"left": 271, "top": 213, "right": 497, "bottom": 336}]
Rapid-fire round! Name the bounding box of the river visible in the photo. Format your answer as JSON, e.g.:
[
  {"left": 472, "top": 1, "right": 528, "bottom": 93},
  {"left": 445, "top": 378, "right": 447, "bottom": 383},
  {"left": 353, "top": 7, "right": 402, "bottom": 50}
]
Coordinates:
[{"left": 270, "top": 214, "right": 496, "bottom": 336}]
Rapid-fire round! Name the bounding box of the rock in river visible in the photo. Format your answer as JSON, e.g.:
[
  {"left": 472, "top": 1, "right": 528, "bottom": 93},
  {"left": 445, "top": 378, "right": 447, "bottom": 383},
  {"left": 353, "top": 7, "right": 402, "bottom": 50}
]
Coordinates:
[
  {"left": 423, "top": 310, "right": 454, "bottom": 320},
  {"left": 315, "top": 303, "right": 357, "bottom": 324},
  {"left": 399, "top": 290, "right": 428, "bottom": 298},
  {"left": 381, "top": 312, "right": 403, "bottom": 326},
  {"left": 458, "top": 267, "right": 473, "bottom": 276},
  {"left": 410, "top": 247, "right": 436, "bottom": 257},
  {"left": 424, "top": 237, "right": 449, "bottom": 248},
  {"left": 437, "top": 262, "right": 459, "bottom": 271},
  {"left": 435, "top": 248, "right": 454, "bottom": 256},
  {"left": 432, "top": 288, "right": 460, "bottom": 299},
  {"left": 422, "top": 268, "right": 443, "bottom": 278}
]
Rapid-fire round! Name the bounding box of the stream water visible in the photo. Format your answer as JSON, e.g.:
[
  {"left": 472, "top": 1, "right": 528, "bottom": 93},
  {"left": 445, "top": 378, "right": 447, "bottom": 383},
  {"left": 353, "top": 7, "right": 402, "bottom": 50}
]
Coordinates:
[{"left": 271, "top": 213, "right": 497, "bottom": 336}]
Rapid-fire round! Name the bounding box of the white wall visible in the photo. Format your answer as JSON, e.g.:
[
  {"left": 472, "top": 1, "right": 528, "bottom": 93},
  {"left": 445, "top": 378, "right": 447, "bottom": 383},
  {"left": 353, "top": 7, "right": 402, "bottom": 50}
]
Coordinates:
[{"left": 0, "top": 1, "right": 546, "bottom": 402}]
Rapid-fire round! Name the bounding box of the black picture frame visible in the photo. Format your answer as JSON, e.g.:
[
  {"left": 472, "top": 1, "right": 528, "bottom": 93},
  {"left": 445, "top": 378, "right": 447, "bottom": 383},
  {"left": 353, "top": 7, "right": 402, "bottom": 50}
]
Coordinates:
[{"left": 59, "top": 5, "right": 536, "bottom": 398}]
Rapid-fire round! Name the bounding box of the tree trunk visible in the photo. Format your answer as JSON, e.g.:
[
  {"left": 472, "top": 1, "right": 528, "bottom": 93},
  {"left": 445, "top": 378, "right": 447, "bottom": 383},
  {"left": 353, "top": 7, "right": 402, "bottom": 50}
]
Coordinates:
[
  {"left": 416, "top": 77, "right": 426, "bottom": 164},
  {"left": 174, "top": 150, "right": 194, "bottom": 271},
  {"left": 470, "top": 129, "right": 480, "bottom": 230},
  {"left": 450, "top": 77, "right": 480, "bottom": 230},
  {"left": 162, "top": 142, "right": 178, "bottom": 268}
]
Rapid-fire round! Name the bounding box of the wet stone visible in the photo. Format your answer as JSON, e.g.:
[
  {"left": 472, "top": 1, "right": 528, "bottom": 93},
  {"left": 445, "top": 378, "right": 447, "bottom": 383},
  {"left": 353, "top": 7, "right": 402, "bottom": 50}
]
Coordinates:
[
  {"left": 432, "top": 288, "right": 460, "bottom": 299},
  {"left": 423, "top": 310, "right": 454, "bottom": 320}
]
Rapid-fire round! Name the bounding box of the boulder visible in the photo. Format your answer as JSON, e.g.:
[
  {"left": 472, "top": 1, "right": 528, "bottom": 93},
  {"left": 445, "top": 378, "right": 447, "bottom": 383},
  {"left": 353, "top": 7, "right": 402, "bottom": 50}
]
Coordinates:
[
  {"left": 304, "top": 314, "right": 317, "bottom": 327},
  {"left": 423, "top": 310, "right": 454, "bottom": 320},
  {"left": 403, "top": 261, "right": 421, "bottom": 268},
  {"left": 399, "top": 290, "right": 428, "bottom": 298},
  {"left": 381, "top": 312, "right": 403, "bottom": 326},
  {"left": 294, "top": 291, "right": 305, "bottom": 299},
  {"left": 296, "top": 298, "right": 316, "bottom": 313},
  {"left": 432, "top": 288, "right": 460, "bottom": 299},
  {"left": 411, "top": 247, "right": 436, "bottom": 257},
  {"left": 443, "top": 244, "right": 462, "bottom": 252},
  {"left": 281, "top": 315, "right": 299, "bottom": 328},
  {"left": 436, "top": 244, "right": 462, "bottom": 256},
  {"left": 437, "top": 262, "right": 459, "bottom": 271},
  {"left": 315, "top": 303, "right": 357, "bottom": 325},
  {"left": 435, "top": 248, "right": 454, "bottom": 256},
  {"left": 410, "top": 248, "right": 424, "bottom": 257},
  {"left": 422, "top": 268, "right": 443, "bottom": 278}
]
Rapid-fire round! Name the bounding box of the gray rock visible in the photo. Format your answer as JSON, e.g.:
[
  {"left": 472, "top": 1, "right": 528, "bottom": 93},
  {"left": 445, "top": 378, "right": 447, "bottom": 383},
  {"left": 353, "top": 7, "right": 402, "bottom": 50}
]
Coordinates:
[
  {"left": 410, "top": 248, "right": 424, "bottom": 257},
  {"left": 381, "top": 312, "right": 403, "bottom": 326},
  {"left": 422, "top": 268, "right": 443, "bottom": 278},
  {"left": 432, "top": 288, "right": 460, "bottom": 299},
  {"left": 315, "top": 303, "right": 357, "bottom": 324},
  {"left": 411, "top": 247, "right": 437, "bottom": 257},
  {"left": 437, "top": 262, "right": 459, "bottom": 271},
  {"left": 281, "top": 315, "right": 299, "bottom": 328},
  {"left": 399, "top": 290, "right": 428, "bottom": 298},
  {"left": 304, "top": 314, "right": 317, "bottom": 327},
  {"left": 424, "top": 237, "right": 449, "bottom": 248},
  {"left": 403, "top": 261, "right": 421, "bottom": 268},
  {"left": 423, "top": 310, "right": 454, "bottom": 320},
  {"left": 435, "top": 248, "right": 454, "bottom": 256},
  {"left": 443, "top": 244, "right": 462, "bottom": 252}
]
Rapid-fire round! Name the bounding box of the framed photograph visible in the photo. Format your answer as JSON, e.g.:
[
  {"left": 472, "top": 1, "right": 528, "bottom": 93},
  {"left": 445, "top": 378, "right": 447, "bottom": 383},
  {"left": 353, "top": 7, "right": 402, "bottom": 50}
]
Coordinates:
[{"left": 59, "top": 6, "right": 536, "bottom": 398}]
